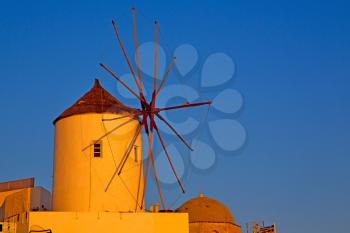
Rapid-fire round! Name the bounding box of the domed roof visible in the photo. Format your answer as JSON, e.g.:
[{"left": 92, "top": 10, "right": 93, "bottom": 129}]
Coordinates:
[
  {"left": 54, "top": 79, "right": 136, "bottom": 124},
  {"left": 176, "top": 194, "right": 235, "bottom": 224}
]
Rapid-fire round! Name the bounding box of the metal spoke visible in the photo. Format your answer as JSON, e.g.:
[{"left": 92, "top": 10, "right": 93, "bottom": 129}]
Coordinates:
[
  {"left": 104, "top": 124, "right": 142, "bottom": 192},
  {"left": 111, "top": 20, "right": 143, "bottom": 93},
  {"left": 102, "top": 112, "right": 141, "bottom": 122},
  {"left": 117, "top": 124, "right": 142, "bottom": 176},
  {"left": 140, "top": 131, "right": 153, "bottom": 210},
  {"left": 153, "top": 21, "right": 158, "bottom": 93},
  {"left": 156, "top": 101, "right": 212, "bottom": 112},
  {"left": 150, "top": 145, "right": 166, "bottom": 209},
  {"left": 155, "top": 112, "right": 193, "bottom": 151},
  {"left": 132, "top": 7, "right": 142, "bottom": 89},
  {"left": 100, "top": 63, "right": 143, "bottom": 103},
  {"left": 154, "top": 125, "right": 185, "bottom": 193},
  {"left": 82, "top": 118, "right": 134, "bottom": 151},
  {"left": 156, "top": 57, "right": 176, "bottom": 97}
]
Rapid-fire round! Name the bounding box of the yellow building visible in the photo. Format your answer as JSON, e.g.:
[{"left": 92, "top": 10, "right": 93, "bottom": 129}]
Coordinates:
[
  {"left": 0, "top": 178, "right": 51, "bottom": 233},
  {"left": 0, "top": 80, "right": 241, "bottom": 233},
  {"left": 52, "top": 79, "right": 143, "bottom": 212}
]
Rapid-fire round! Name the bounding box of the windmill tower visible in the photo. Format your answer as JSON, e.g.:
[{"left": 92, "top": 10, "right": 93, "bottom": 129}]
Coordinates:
[{"left": 52, "top": 79, "right": 144, "bottom": 212}]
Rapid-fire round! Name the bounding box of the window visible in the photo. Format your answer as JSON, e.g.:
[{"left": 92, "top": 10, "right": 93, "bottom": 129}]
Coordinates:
[
  {"left": 0, "top": 223, "right": 3, "bottom": 232},
  {"left": 94, "top": 142, "right": 102, "bottom": 158}
]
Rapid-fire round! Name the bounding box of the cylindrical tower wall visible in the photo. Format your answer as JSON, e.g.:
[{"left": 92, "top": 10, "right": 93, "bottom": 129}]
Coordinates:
[{"left": 52, "top": 113, "right": 143, "bottom": 212}]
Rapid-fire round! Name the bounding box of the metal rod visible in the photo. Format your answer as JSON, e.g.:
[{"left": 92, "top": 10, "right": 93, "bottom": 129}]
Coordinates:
[
  {"left": 100, "top": 63, "right": 143, "bottom": 103},
  {"left": 82, "top": 118, "right": 134, "bottom": 151},
  {"left": 132, "top": 8, "right": 142, "bottom": 89},
  {"left": 140, "top": 131, "right": 153, "bottom": 209},
  {"left": 111, "top": 20, "right": 142, "bottom": 92},
  {"left": 135, "top": 145, "right": 143, "bottom": 211},
  {"left": 156, "top": 57, "right": 176, "bottom": 97},
  {"left": 102, "top": 112, "right": 141, "bottom": 122},
  {"left": 150, "top": 144, "right": 166, "bottom": 209},
  {"left": 153, "top": 21, "right": 158, "bottom": 94},
  {"left": 154, "top": 125, "right": 185, "bottom": 193},
  {"left": 104, "top": 124, "right": 142, "bottom": 192},
  {"left": 117, "top": 125, "right": 142, "bottom": 175},
  {"left": 155, "top": 112, "right": 193, "bottom": 151},
  {"left": 156, "top": 101, "right": 212, "bottom": 112}
]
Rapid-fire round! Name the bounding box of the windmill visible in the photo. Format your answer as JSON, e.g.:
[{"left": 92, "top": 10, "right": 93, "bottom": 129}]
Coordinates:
[{"left": 93, "top": 8, "right": 211, "bottom": 210}]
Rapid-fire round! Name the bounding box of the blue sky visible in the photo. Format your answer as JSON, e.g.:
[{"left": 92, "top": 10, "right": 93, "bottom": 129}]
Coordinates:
[{"left": 0, "top": 1, "right": 349, "bottom": 233}]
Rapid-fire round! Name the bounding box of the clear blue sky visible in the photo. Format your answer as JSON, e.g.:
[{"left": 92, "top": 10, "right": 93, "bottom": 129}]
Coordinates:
[{"left": 0, "top": 1, "right": 349, "bottom": 233}]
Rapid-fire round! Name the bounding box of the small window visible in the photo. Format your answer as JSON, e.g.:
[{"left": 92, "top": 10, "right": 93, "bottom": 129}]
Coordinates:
[
  {"left": 0, "top": 223, "right": 3, "bottom": 232},
  {"left": 94, "top": 142, "right": 102, "bottom": 158}
]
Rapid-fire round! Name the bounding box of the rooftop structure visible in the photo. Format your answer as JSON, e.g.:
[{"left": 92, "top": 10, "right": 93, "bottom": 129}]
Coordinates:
[
  {"left": 54, "top": 79, "right": 136, "bottom": 124},
  {"left": 177, "top": 194, "right": 241, "bottom": 233}
]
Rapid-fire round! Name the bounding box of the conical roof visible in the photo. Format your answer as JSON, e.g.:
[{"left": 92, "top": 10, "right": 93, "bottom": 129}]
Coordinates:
[{"left": 54, "top": 79, "right": 136, "bottom": 124}]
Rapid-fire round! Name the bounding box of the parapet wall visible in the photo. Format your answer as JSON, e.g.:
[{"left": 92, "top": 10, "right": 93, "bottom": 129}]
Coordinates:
[{"left": 28, "top": 212, "right": 189, "bottom": 233}]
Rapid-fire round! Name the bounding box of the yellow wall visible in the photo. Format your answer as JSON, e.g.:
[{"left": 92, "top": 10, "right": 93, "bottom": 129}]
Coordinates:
[
  {"left": 28, "top": 212, "right": 189, "bottom": 233},
  {"left": 1, "top": 189, "right": 30, "bottom": 221},
  {"left": 0, "top": 189, "right": 30, "bottom": 223},
  {"left": 0, "top": 186, "right": 51, "bottom": 233},
  {"left": 52, "top": 113, "right": 144, "bottom": 212},
  {"left": 0, "top": 189, "right": 25, "bottom": 208},
  {"left": 0, "top": 222, "right": 17, "bottom": 233}
]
